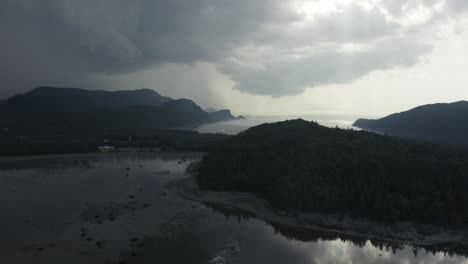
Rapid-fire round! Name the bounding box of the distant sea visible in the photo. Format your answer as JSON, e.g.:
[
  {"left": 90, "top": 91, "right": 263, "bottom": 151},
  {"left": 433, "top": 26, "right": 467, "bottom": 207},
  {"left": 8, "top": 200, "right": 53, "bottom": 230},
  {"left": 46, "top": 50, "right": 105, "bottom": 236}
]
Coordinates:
[{"left": 196, "top": 114, "right": 372, "bottom": 134}]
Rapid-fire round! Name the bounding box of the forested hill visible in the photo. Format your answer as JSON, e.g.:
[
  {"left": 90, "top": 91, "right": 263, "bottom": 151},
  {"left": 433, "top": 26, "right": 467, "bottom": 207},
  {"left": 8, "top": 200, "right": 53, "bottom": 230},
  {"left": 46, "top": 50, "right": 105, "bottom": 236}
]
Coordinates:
[
  {"left": 0, "top": 86, "right": 239, "bottom": 133},
  {"left": 9, "top": 86, "right": 172, "bottom": 112},
  {"left": 198, "top": 119, "right": 468, "bottom": 227},
  {"left": 353, "top": 101, "right": 468, "bottom": 145}
]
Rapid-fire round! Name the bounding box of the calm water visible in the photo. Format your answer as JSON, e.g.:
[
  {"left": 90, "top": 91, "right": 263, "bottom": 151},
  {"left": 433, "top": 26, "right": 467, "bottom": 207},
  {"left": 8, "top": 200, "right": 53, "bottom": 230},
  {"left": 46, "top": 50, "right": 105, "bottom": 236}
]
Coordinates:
[
  {"left": 196, "top": 114, "right": 365, "bottom": 135},
  {"left": 0, "top": 153, "right": 467, "bottom": 264}
]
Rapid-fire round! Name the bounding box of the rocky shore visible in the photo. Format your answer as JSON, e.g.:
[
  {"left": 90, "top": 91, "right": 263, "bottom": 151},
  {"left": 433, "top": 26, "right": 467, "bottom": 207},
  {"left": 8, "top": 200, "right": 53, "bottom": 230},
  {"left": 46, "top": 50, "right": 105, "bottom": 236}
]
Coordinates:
[{"left": 170, "top": 175, "right": 468, "bottom": 249}]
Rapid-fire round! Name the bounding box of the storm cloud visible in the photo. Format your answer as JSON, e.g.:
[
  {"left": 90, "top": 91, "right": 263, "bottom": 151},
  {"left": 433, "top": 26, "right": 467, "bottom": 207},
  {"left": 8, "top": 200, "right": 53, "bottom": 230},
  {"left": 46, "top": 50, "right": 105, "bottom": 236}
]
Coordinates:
[{"left": 0, "top": 0, "right": 467, "bottom": 97}]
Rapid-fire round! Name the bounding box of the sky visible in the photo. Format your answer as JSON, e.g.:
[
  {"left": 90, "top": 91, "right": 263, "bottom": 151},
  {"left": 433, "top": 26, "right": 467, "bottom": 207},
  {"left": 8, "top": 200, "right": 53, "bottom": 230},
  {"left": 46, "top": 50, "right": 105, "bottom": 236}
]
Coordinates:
[{"left": 1, "top": 0, "right": 468, "bottom": 117}]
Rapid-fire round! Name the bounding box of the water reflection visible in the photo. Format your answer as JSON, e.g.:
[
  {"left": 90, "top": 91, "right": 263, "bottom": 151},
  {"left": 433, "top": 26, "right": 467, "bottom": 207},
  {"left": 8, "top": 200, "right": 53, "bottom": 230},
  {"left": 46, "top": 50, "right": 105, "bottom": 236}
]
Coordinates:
[
  {"left": 196, "top": 115, "right": 362, "bottom": 135},
  {"left": 205, "top": 203, "right": 468, "bottom": 263},
  {"left": 0, "top": 153, "right": 467, "bottom": 264}
]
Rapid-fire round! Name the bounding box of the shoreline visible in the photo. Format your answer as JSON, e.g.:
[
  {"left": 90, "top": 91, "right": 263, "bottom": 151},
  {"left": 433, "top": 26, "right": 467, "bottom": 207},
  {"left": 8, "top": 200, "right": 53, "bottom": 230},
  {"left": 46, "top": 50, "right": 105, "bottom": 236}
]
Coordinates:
[
  {"left": 0, "top": 149, "right": 203, "bottom": 169},
  {"left": 170, "top": 175, "right": 468, "bottom": 249},
  {"left": 3, "top": 150, "right": 467, "bottom": 251}
]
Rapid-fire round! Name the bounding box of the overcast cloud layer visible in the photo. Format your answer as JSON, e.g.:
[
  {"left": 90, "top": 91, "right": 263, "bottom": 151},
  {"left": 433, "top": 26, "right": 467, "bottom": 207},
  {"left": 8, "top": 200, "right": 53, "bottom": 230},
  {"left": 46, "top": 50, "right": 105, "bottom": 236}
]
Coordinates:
[{"left": 1, "top": 0, "right": 468, "bottom": 98}]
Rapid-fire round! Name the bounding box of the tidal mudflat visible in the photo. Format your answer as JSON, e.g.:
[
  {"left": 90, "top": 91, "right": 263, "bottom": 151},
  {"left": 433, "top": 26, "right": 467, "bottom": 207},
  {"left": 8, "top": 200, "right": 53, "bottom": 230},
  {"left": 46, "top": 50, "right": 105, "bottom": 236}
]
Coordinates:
[{"left": 1, "top": 152, "right": 467, "bottom": 264}]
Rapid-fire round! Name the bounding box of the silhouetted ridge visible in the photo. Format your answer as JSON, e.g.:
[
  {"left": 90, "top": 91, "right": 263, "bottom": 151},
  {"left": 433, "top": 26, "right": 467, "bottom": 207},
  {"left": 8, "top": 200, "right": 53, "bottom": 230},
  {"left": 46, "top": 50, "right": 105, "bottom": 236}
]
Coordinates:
[
  {"left": 208, "top": 109, "right": 236, "bottom": 122},
  {"left": 198, "top": 119, "right": 468, "bottom": 227},
  {"left": 0, "top": 86, "right": 238, "bottom": 132},
  {"left": 353, "top": 101, "right": 468, "bottom": 145},
  {"left": 6, "top": 86, "right": 171, "bottom": 113}
]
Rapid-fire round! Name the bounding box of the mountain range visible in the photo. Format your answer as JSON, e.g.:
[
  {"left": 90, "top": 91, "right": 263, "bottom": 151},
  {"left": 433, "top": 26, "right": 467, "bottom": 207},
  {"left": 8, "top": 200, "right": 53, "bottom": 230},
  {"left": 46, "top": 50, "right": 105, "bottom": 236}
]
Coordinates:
[
  {"left": 353, "top": 101, "right": 468, "bottom": 145},
  {"left": 0, "top": 86, "right": 240, "bottom": 133}
]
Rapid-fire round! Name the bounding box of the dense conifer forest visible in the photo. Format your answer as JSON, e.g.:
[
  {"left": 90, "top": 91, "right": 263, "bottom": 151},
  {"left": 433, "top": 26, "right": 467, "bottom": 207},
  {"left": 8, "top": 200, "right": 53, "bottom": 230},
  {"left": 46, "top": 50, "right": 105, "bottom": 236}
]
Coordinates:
[{"left": 197, "top": 119, "right": 468, "bottom": 227}]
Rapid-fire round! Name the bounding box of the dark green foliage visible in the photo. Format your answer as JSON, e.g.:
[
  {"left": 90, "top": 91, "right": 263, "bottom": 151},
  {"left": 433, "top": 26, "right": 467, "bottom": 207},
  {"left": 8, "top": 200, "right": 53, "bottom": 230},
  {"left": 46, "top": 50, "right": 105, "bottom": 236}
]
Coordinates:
[
  {"left": 0, "top": 86, "right": 236, "bottom": 156},
  {"left": 0, "top": 130, "right": 229, "bottom": 156},
  {"left": 198, "top": 119, "right": 468, "bottom": 227}
]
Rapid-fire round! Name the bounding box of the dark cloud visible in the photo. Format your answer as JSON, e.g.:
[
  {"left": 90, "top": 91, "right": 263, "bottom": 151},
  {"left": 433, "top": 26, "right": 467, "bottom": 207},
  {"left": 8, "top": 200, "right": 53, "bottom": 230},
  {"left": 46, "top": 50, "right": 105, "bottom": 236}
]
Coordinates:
[
  {"left": 0, "top": 0, "right": 463, "bottom": 98},
  {"left": 225, "top": 37, "right": 432, "bottom": 96},
  {"left": 0, "top": 0, "right": 282, "bottom": 72},
  {"left": 0, "top": 0, "right": 297, "bottom": 96}
]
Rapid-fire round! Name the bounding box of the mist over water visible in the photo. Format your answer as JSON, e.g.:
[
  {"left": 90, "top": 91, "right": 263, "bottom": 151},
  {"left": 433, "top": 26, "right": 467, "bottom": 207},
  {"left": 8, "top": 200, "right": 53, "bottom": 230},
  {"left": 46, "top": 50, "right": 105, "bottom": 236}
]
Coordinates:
[{"left": 196, "top": 115, "right": 362, "bottom": 135}]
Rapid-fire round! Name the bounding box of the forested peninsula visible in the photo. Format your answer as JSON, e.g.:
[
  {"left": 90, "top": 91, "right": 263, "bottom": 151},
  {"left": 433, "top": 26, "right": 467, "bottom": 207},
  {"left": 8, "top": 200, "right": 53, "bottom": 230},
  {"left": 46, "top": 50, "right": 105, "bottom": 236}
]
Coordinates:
[{"left": 197, "top": 119, "right": 468, "bottom": 228}]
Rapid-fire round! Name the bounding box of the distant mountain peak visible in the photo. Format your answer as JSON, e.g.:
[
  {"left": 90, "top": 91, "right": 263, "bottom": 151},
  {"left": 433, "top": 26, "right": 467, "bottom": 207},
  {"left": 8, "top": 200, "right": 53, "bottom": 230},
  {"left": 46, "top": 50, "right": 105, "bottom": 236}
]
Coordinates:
[
  {"left": 27, "top": 86, "right": 165, "bottom": 97},
  {"left": 204, "top": 107, "right": 218, "bottom": 112},
  {"left": 0, "top": 86, "right": 239, "bottom": 132},
  {"left": 26, "top": 86, "right": 84, "bottom": 95},
  {"left": 353, "top": 100, "right": 468, "bottom": 145}
]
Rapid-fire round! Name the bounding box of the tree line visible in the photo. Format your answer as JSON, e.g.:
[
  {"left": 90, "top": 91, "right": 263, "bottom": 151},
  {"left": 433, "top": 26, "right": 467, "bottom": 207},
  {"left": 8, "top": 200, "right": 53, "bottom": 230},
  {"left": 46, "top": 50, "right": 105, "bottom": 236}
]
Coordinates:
[{"left": 197, "top": 119, "right": 468, "bottom": 227}]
